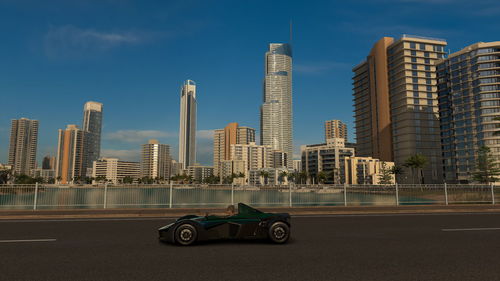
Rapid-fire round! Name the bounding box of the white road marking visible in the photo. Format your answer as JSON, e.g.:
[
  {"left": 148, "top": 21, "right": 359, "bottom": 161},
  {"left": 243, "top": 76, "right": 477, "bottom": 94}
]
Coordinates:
[
  {"left": 0, "top": 239, "right": 57, "bottom": 243},
  {"left": 442, "top": 227, "right": 500, "bottom": 232}
]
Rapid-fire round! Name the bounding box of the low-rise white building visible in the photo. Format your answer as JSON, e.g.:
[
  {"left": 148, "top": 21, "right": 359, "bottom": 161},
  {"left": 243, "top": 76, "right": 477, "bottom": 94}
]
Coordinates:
[
  {"left": 187, "top": 165, "right": 214, "bottom": 183},
  {"left": 92, "top": 158, "right": 140, "bottom": 184}
]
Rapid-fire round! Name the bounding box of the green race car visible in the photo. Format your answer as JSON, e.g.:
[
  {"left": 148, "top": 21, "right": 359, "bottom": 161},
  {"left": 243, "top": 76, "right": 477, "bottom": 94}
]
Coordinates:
[{"left": 158, "top": 203, "right": 291, "bottom": 245}]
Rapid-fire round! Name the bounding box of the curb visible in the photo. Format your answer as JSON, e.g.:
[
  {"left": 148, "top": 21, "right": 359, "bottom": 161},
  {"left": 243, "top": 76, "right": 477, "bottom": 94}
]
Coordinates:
[{"left": 1, "top": 205, "right": 500, "bottom": 220}]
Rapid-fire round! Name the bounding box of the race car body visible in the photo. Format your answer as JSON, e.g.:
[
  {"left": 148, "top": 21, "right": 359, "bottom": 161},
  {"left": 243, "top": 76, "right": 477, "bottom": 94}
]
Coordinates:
[{"left": 158, "top": 203, "right": 290, "bottom": 245}]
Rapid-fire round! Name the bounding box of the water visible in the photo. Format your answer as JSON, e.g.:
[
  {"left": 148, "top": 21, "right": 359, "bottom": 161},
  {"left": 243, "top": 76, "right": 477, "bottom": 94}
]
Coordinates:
[{"left": 0, "top": 187, "right": 436, "bottom": 210}]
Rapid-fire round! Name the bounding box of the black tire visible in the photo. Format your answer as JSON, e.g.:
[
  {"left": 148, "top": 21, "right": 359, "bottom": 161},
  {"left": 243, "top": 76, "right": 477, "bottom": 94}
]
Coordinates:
[
  {"left": 268, "top": 221, "right": 290, "bottom": 244},
  {"left": 175, "top": 223, "right": 198, "bottom": 246}
]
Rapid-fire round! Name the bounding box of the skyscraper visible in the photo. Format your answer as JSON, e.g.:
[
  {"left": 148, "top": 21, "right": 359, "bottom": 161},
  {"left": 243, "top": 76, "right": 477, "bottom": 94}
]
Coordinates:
[
  {"left": 82, "top": 101, "right": 103, "bottom": 169},
  {"left": 42, "top": 155, "right": 56, "bottom": 170},
  {"left": 141, "top": 139, "right": 171, "bottom": 180},
  {"left": 55, "top": 124, "right": 88, "bottom": 184},
  {"left": 261, "top": 43, "right": 293, "bottom": 168},
  {"left": 353, "top": 35, "right": 447, "bottom": 183},
  {"left": 325, "top": 120, "right": 348, "bottom": 142},
  {"left": 179, "top": 80, "right": 197, "bottom": 169},
  {"left": 437, "top": 42, "right": 500, "bottom": 183},
  {"left": 213, "top": 123, "right": 256, "bottom": 176},
  {"left": 8, "top": 118, "right": 39, "bottom": 175},
  {"left": 353, "top": 37, "right": 394, "bottom": 161}
]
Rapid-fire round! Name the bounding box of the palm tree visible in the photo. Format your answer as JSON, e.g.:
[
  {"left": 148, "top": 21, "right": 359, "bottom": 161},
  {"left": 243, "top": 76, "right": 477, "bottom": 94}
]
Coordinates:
[
  {"left": 279, "top": 171, "right": 288, "bottom": 185},
  {"left": 404, "top": 154, "right": 428, "bottom": 184},
  {"left": 299, "top": 171, "right": 307, "bottom": 184},
  {"left": 317, "top": 171, "right": 327, "bottom": 184},
  {"left": 259, "top": 170, "right": 266, "bottom": 185},
  {"left": 390, "top": 165, "right": 404, "bottom": 184},
  {"left": 288, "top": 172, "right": 296, "bottom": 184}
]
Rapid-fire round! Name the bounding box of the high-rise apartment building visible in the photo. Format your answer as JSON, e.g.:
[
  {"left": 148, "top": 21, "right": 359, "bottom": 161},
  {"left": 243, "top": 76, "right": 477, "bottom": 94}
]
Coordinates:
[
  {"left": 42, "top": 155, "right": 56, "bottom": 170},
  {"left": 141, "top": 139, "right": 171, "bottom": 180},
  {"left": 353, "top": 35, "right": 447, "bottom": 183},
  {"left": 82, "top": 101, "right": 103, "bottom": 169},
  {"left": 261, "top": 43, "right": 293, "bottom": 168},
  {"left": 437, "top": 42, "right": 500, "bottom": 183},
  {"left": 55, "top": 125, "right": 88, "bottom": 184},
  {"left": 213, "top": 123, "right": 256, "bottom": 176},
  {"left": 353, "top": 37, "right": 394, "bottom": 162},
  {"left": 325, "top": 120, "right": 348, "bottom": 142},
  {"left": 179, "top": 80, "right": 197, "bottom": 169},
  {"left": 8, "top": 118, "right": 39, "bottom": 175}
]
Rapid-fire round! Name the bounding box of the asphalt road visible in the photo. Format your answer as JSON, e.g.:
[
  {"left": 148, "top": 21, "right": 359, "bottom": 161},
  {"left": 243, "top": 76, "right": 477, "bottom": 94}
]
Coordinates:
[{"left": 1, "top": 213, "right": 500, "bottom": 281}]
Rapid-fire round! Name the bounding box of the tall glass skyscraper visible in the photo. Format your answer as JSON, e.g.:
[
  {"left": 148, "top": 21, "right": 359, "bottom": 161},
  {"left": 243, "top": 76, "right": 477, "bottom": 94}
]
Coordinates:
[
  {"left": 82, "top": 101, "right": 103, "bottom": 169},
  {"left": 179, "top": 80, "right": 197, "bottom": 169},
  {"left": 437, "top": 42, "right": 500, "bottom": 183},
  {"left": 260, "top": 43, "right": 293, "bottom": 168}
]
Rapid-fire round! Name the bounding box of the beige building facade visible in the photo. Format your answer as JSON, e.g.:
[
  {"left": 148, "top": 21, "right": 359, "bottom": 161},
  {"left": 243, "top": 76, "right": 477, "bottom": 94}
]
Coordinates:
[
  {"left": 344, "top": 157, "right": 395, "bottom": 185},
  {"left": 353, "top": 35, "right": 447, "bottom": 183},
  {"left": 213, "top": 123, "right": 256, "bottom": 177},
  {"left": 325, "top": 120, "right": 348, "bottom": 142},
  {"left": 8, "top": 118, "right": 39, "bottom": 175},
  {"left": 92, "top": 158, "right": 140, "bottom": 184}
]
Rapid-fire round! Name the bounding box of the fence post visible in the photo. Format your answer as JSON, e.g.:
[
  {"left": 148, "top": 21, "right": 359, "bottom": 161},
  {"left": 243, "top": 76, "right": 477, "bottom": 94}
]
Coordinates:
[
  {"left": 444, "top": 182, "right": 449, "bottom": 205},
  {"left": 169, "top": 182, "right": 173, "bottom": 208},
  {"left": 343, "top": 183, "right": 347, "bottom": 207},
  {"left": 395, "top": 183, "right": 399, "bottom": 206},
  {"left": 289, "top": 183, "right": 292, "bottom": 207},
  {"left": 103, "top": 183, "right": 108, "bottom": 209},
  {"left": 33, "top": 182, "right": 39, "bottom": 210},
  {"left": 231, "top": 183, "right": 234, "bottom": 206},
  {"left": 491, "top": 183, "right": 495, "bottom": 205}
]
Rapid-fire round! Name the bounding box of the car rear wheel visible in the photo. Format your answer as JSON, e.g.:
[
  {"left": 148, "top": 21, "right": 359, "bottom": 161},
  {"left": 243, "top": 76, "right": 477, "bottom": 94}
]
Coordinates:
[
  {"left": 175, "top": 224, "right": 198, "bottom": 246},
  {"left": 268, "top": 221, "right": 290, "bottom": 244}
]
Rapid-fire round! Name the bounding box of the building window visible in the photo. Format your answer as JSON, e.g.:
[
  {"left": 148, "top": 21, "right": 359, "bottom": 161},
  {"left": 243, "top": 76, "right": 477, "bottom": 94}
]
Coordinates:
[
  {"left": 410, "top": 42, "right": 416, "bottom": 49},
  {"left": 420, "top": 43, "right": 426, "bottom": 50}
]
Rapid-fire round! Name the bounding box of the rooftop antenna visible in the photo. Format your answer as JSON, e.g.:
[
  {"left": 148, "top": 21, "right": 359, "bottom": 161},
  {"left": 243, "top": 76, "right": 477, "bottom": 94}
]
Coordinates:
[{"left": 289, "top": 19, "right": 293, "bottom": 45}]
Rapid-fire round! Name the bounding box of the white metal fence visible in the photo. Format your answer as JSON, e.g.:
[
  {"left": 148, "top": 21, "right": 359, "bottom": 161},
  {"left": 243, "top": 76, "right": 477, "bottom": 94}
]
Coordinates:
[{"left": 0, "top": 183, "right": 497, "bottom": 210}]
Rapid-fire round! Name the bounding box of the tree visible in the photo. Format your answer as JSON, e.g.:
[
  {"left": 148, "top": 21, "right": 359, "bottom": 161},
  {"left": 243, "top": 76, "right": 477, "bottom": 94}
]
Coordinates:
[
  {"left": 378, "top": 162, "right": 393, "bottom": 185},
  {"left": 404, "top": 154, "right": 428, "bottom": 184},
  {"left": 317, "top": 171, "right": 327, "bottom": 184},
  {"left": 122, "top": 176, "right": 134, "bottom": 184},
  {"left": 287, "top": 172, "right": 296, "bottom": 184},
  {"left": 0, "top": 169, "right": 12, "bottom": 184},
  {"left": 279, "top": 171, "right": 288, "bottom": 185},
  {"left": 14, "top": 174, "right": 33, "bottom": 184},
  {"left": 472, "top": 146, "right": 500, "bottom": 183},
  {"left": 259, "top": 171, "right": 270, "bottom": 185},
  {"left": 390, "top": 165, "right": 404, "bottom": 184},
  {"left": 299, "top": 171, "right": 307, "bottom": 184}
]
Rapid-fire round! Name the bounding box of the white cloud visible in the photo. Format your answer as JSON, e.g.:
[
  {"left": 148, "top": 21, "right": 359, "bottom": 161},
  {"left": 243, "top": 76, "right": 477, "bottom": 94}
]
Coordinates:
[
  {"left": 104, "top": 130, "right": 176, "bottom": 143},
  {"left": 44, "top": 25, "right": 156, "bottom": 58},
  {"left": 101, "top": 149, "right": 141, "bottom": 162}
]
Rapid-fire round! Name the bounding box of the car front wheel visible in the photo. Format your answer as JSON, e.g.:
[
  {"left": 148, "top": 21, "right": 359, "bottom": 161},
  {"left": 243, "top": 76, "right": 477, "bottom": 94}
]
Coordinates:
[
  {"left": 268, "top": 222, "right": 290, "bottom": 244},
  {"left": 175, "top": 224, "right": 198, "bottom": 246}
]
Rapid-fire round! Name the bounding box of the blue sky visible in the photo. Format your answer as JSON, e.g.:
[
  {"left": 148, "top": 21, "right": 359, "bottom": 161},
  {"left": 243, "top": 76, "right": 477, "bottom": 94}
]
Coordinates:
[{"left": 1, "top": 0, "right": 499, "bottom": 165}]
